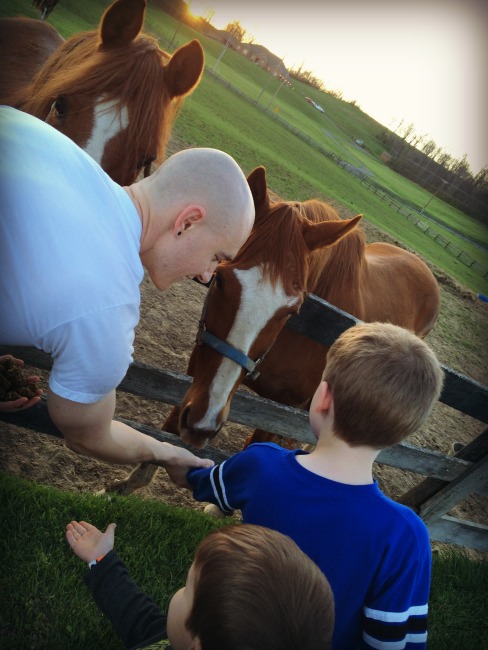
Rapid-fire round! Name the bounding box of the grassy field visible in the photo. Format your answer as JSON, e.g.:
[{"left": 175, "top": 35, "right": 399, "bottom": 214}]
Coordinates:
[
  {"left": 2, "top": 0, "right": 487, "bottom": 294},
  {"left": 2, "top": 471, "right": 487, "bottom": 650}
]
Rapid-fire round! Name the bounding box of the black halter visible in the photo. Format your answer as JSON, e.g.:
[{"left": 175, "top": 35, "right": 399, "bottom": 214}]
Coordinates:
[{"left": 195, "top": 276, "right": 268, "bottom": 381}]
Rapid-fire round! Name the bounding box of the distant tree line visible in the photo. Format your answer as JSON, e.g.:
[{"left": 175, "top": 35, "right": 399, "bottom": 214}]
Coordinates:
[
  {"left": 379, "top": 124, "right": 487, "bottom": 225},
  {"left": 289, "top": 64, "right": 324, "bottom": 92},
  {"left": 150, "top": 2, "right": 486, "bottom": 225}
]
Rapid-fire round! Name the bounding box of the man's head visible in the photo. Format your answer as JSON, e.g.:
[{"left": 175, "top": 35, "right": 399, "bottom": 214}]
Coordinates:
[
  {"left": 137, "top": 148, "right": 254, "bottom": 289},
  {"left": 320, "top": 322, "right": 444, "bottom": 448},
  {"left": 167, "top": 524, "right": 335, "bottom": 650}
]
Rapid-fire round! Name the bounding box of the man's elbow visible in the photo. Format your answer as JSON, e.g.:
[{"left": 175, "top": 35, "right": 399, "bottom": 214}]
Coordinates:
[
  {"left": 47, "top": 388, "right": 114, "bottom": 458},
  {"left": 48, "top": 408, "right": 96, "bottom": 457}
]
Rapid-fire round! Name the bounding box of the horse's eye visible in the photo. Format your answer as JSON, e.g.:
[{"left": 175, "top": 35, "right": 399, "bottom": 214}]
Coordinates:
[{"left": 52, "top": 97, "right": 67, "bottom": 118}]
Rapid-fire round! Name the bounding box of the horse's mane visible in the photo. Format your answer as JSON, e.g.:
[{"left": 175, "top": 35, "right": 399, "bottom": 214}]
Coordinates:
[
  {"left": 19, "top": 30, "right": 181, "bottom": 181},
  {"left": 235, "top": 196, "right": 366, "bottom": 301},
  {"left": 298, "top": 199, "right": 366, "bottom": 302}
]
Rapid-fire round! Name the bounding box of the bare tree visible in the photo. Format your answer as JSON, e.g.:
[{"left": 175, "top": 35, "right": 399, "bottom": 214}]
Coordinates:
[
  {"left": 422, "top": 139, "right": 437, "bottom": 157},
  {"left": 225, "top": 20, "right": 246, "bottom": 42}
]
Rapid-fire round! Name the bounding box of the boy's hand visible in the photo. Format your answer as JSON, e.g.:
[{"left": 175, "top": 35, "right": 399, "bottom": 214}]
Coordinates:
[
  {"left": 66, "top": 520, "right": 116, "bottom": 563},
  {"left": 158, "top": 442, "right": 214, "bottom": 488}
]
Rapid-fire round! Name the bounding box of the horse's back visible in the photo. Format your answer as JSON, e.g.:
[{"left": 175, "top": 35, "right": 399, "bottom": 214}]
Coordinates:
[
  {"left": 362, "top": 242, "right": 440, "bottom": 337},
  {"left": 0, "top": 17, "right": 63, "bottom": 104}
]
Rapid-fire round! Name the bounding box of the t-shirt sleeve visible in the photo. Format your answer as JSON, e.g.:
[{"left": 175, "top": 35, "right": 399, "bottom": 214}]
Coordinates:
[
  {"left": 362, "top": 516, "right": 431, "bottom": 650},
  {"left": 44, "top": 304, "right": 138, "bottom": 403},
  {"left": 188, "top": 448, "right": 257, "bottom": 513}
]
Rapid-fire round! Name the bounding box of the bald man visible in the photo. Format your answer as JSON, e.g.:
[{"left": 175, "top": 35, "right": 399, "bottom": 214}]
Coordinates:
[{"left": 0, "top": 107, "right": 254, "bottom": 479}]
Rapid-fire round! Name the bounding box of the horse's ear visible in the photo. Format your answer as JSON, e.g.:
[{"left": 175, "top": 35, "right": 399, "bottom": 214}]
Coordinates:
[
  {"left": 302, "top": 214, "right": 362, "bottom": 252},
  {"left": 165, "top": 40, "right": 204, "bottom": 98},
  {"left": 247, "top": 166, "right": 270, "bottom": 214},
  {"left": 99, "top": 0, "right": 146, "bottom": 47}
]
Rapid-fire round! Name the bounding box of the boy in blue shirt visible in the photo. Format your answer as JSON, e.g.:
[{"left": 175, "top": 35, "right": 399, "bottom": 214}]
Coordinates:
[{"left": 187, "top": 322, "right": 444, "bottom": 650}]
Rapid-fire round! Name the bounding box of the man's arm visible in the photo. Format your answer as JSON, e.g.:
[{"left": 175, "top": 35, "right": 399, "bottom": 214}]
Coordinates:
[{"left": 48, "top": 388, "right": 213, "bottom": 484}]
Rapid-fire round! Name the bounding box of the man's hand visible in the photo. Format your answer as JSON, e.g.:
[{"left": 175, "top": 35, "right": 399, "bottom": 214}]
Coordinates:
[
  {"left": 0, "top": 355, "right": 43, "bottom": 412},
  {"left": 66, "top": 520, "right": 116, "bottom": 564},
  {"left": 158, "top": 442, "right": 214, "bottom": 488}
]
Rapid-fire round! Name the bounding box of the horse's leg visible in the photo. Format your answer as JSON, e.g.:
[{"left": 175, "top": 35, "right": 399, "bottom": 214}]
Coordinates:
[
  {"left": 100, "top": 461, "right": 160, "bottom": 496},
  {"left": 243, "top": 395, "right": 313, "bottom": 450},
  {"left": 243, "top": 428, "right": 285, "bottom": 448},
  {"left": 246, "top": 430, "right": 298, "bottom": 450},
  {"left": 100, "top": 406, "right": 181, "bottom": 496}
]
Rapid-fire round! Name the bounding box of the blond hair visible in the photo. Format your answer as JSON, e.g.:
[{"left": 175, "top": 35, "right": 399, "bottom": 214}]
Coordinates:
[
  {"left": 323, "top": 322, "right": 444, "bottom": 448},
  {"left": 187, "top": 524, "right": 335, "bottom": 649}
]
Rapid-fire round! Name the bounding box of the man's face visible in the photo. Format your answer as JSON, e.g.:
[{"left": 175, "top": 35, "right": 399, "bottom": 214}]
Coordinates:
[{"left": 143, "top": 217, "right": 250, "bottom": 290}]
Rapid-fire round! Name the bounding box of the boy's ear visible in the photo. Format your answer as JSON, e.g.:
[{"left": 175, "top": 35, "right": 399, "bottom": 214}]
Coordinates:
[
  {"left": 315, "top": 380, "right": 333, "bottom": 412},
  {"left": 174, "top": 204, "right": 206, "bottom": 235}
]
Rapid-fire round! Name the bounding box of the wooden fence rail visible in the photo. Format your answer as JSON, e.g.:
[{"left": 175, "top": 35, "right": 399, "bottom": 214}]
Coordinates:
[{"left": 1, "top": 294, "right": 487, "bottom": 551}]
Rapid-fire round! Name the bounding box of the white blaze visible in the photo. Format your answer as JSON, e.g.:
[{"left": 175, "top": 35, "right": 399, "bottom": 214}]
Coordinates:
[
  {"left": 193, "top": 265, "right": 301, "bottom": 431},
  {"left": 84, "top": 97, "right": 129, "bottom": 165}
]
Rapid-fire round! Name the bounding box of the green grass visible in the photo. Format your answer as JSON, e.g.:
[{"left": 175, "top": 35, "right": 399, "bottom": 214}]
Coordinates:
[
  {"left": 429, "top": 549, "right": 488, "bottom": 648},
  {"left": 2, "top": 0, "right": 487, "bottom": 293},
  {"left": 1, "top": 471, "right": 487, "bottom": 649},
  {"left": 0, "top": 471, "right": 225, "bottom": 650}
]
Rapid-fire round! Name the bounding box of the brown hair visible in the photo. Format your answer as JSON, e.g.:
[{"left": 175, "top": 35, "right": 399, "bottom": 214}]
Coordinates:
[
  {"left": 234, "top": 196, "right": 364, "bottom": 297},
  {"left": 323, "top": 322, "right": 444, "bottom": 448},
  {"left": 187, "top": 524, "right": 334, "bottom": 650}
]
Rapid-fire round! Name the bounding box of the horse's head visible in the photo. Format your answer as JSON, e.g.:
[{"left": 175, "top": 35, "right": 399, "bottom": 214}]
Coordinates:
[
  {"left": 179, "top": 167, "right": 362, "bottom": 447},
  {"left": 23, "top": 0, "right": 204, "bottom": 184}
]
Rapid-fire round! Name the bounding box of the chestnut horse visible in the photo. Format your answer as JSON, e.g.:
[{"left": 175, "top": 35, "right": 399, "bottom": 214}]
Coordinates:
[
  {"left": 0, "top": 0, "right": 204, "bottom": 184},
  {"left": 104, "top": 166, "right": 440, "bottom": 495}
]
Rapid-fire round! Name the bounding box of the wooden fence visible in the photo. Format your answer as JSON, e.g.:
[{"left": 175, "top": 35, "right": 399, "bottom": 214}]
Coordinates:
[{"left": 1, "top": 294, "right": 487, "bottom": 551}]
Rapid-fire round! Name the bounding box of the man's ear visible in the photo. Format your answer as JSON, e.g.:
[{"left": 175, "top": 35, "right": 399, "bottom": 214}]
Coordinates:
[
  {"left": 189, "top": 637, "right": 202, "bottom": 650},
  {"left": 174, "top": 204, "right": 206, "bottom": 236},
  {"left": 315, "top": 380, "right": 333, "bottom": 413}
]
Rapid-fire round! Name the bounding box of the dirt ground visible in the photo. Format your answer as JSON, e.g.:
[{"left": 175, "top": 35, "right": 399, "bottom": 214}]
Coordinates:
[{"left": 1, "top": 211, "right": 487, "bottom": 552}]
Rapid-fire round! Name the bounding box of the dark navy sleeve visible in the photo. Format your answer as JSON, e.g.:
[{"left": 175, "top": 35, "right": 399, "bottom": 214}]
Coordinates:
[
  {"left": 83, "top": 550, "right": 168, "bottom": 649},
  {"left": 188, "top": 446, "right": 262, "bottom": 513}
]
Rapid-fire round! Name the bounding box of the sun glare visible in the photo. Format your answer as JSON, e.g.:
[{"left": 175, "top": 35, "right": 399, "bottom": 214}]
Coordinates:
[
  {"left": 190, "top": 0, "right": 487, "bottom": 173},
  {"left": 188, "top": 0, "right": 212, "bottom": 20}
]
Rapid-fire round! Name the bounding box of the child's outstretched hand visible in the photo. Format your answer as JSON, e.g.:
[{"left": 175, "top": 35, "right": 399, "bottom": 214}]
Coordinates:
[{"left": 66, "top": 520, "right": 116, "bottom": 563}]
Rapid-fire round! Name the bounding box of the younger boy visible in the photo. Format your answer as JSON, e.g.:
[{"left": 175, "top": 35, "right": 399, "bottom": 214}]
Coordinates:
[
  {"left": 187, "top": 322, "right": 444, "bottom": 650},
  {"left": 66, "top": 518, "right": 334, "bottom": 650}
]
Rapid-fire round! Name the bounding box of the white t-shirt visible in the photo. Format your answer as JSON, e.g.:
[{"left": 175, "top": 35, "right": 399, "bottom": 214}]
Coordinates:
[{"left": 0, "top": 107, "right": 144, "bottom": 403}]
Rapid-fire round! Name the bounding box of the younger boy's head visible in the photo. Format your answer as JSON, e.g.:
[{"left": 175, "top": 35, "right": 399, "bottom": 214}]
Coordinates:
[
  {"left": 167, "top": 523, "right": 334, "bottom": 650},
  {"left": 322, "top": 322, "right": 444, "bottom": 448}
]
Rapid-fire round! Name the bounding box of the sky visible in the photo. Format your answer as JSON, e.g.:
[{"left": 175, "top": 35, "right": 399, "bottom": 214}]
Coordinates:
[{"left": 189, "top": 0, "right": 487, "bottom": 175}]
